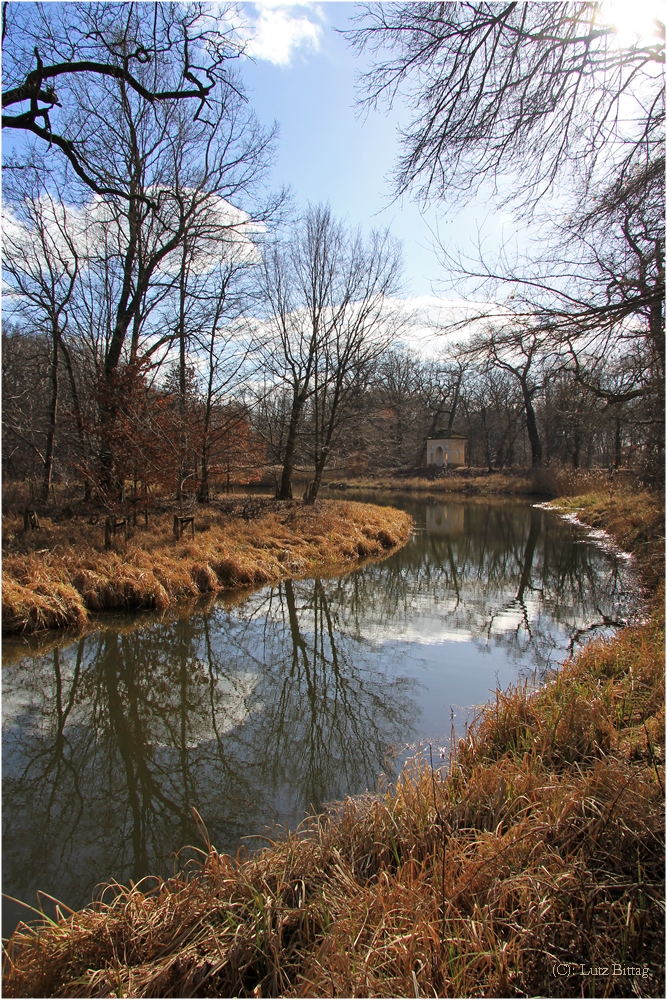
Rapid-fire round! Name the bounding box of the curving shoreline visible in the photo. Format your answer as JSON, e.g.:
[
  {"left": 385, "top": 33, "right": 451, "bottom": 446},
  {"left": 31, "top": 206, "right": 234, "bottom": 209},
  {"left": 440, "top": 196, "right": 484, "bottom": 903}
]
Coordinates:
[
  {"left": 2, "top": 487, "right": 663, "bottom": 998},
  {"left": 2, "top": 499, "right": 413, "bottom": 635}
]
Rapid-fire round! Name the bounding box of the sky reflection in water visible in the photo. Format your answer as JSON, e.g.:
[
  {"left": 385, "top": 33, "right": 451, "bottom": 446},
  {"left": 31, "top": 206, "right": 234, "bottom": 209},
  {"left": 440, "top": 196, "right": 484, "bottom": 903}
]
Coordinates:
[{"left": 2, "top": 498, "right": 637, "bottom": 935}]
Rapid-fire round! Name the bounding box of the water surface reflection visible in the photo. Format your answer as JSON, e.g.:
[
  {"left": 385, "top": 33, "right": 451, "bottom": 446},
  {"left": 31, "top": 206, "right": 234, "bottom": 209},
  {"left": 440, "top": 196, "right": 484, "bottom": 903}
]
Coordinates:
[{"left": 2, "top": 498, "right": 636, "bottom": 933}]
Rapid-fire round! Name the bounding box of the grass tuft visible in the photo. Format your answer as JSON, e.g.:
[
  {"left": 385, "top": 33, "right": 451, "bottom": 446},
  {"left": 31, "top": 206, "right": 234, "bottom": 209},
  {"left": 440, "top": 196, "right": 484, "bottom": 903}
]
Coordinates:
[{"left": 2, "top": 499, "right": 412, "bottom": 635}]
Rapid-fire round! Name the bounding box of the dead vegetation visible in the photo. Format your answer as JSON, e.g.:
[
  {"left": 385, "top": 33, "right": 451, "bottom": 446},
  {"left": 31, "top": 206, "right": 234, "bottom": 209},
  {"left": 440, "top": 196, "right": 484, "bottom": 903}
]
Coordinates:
[
  {"left": 2, "top": 498, "right": 412, "bottom": 635},
  {"left": 552, "top": 486, "right": 665, "bottom": 593},
  {"left": 334, "top": 466, "right": 628, "bottom": 498},
  {"left": 3, "top": 489, "right": 664, "bottom": 998}
]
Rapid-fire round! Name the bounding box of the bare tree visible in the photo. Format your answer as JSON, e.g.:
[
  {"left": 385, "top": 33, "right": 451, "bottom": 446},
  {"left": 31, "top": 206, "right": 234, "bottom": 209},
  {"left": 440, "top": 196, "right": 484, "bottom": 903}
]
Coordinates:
[
  {"left": 166, "top": 221, "right": 261, "bottom": 501},
  {"left": 188, "top": 255, "right": 262, "bottom": 503},
  {"left": 370, "top": 349, "right": 425, "bottom": 468},
  {"left": 261, "top": 206, "right": 402, "bottom": 500},
  {"left": 465, "top": 323, "right": 552, "bottom": 467},
  {"left": 46, "top": 61, "right": 275, "bottom": 493},
  {"left": 306, "top": 227, "right": 403, "bottom": 500},
  {"left": 3, "top": 168, "right": 80, "bottom": 498},
  {"left": 346, "top": 2, "right": 664, "bottom": 207},
  {"left": 258, "top": 234, "right": 317, "bottom": 500},
  {"left": 2, "top": 2, "right": 247, "bottom": 201}
]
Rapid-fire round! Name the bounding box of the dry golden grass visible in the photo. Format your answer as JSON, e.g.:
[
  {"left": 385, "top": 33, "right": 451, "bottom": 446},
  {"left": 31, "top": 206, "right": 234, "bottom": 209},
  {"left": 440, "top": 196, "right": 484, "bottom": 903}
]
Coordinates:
[
  {"left": 341, "top": 467, "right": 617, "bottom": 498},
  {"left": 2, "top": 499, "right": 412, "bottom": 635},
  {"left": 347, "top": 472, "right": 536, "bottom": 496},
  {"left": 3, "top": 488, "right": 664, "bottom": 998},
  {"left": 3, "top": 614, "right": 663, "bottom": 998}
]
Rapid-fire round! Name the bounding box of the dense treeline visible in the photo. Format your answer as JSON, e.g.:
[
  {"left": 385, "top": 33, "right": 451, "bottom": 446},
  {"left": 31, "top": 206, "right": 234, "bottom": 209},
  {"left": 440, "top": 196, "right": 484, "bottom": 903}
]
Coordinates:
[
  {"left": 2, "top": 2, "right": 664, "bottom": 501},
  {"left": 2, "top": 323, "right": 658, "bottom": 491}
]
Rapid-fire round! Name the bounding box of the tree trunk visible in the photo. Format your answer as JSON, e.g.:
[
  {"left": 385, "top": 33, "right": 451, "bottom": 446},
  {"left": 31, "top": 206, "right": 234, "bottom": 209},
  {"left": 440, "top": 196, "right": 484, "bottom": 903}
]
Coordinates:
[
  {"left": 277, "top": 394, "right": 306, "bottom": 500},
  {"left": 521, "top": 381, "right": 542, "bottom": 467},
  {"left": 197, "top": 446, "right": 210, "bottom": 502},
  {"left": 177, "top": 248, "right": 188, "bottom": 502},
  {"left": 446, "top": 373, "right": 463, "bottom": 432},
  {"left": 480, "top": 407, "right": 493, "bottom": 472},
  {"left": 98, "top": 405, "right": 118, "bottom": 495},
  {"left": 571, "top": 423, "right": 581, "bottom": 469},
  {"left": 650, "top": 296, "right": 664, "bottom": 382},
  {"left": 198, "top": 321, "right": 217, "bottom": 504},
  {"left": 308, "top": 445, "right": 330, "bottom": 502},
  {"left": 614, "top": 406, "right": 622, "bottom": 469},
  {"left": 308, "top": 378, "right": 344, "bottom": 502},
  {"left": 42, "top": 324, "right": 59, "bottom": 502},
  {"left": 59, "top": 338, "right": 91, "bottom": 500}
]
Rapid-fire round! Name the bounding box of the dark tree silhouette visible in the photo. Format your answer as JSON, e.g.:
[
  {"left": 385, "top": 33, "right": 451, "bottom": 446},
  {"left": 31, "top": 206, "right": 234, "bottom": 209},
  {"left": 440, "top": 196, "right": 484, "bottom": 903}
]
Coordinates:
[
  {"left": 2, "top": 2, "right": 246, "bottom": 201},
  {"left": 345, "top": 2, "right": 664, "bottom": 206}
]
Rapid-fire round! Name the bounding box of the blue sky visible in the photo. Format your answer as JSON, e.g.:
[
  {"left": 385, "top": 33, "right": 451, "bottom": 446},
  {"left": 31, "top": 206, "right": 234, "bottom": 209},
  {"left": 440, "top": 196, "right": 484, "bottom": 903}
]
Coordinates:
[
  {"left": 2, "top": 1, "right": 513, "bottom": 344},
  {"left": 5, "top": 1, "right": 661, "bottom": 331},
  {"left": 236, "top": 1, "right": 504, "bottom": 302}
]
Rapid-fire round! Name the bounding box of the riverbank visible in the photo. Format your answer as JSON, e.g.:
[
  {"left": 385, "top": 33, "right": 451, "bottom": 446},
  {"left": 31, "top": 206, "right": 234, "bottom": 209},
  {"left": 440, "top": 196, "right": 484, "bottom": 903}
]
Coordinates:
[
  {"left": 2, "top": 498, "right": 412, "bottom": 635},
  {"left": 548, "top": 487, "right": 665, "bottom": 593},
  {"left": 327, "top": 466, "right": 630, "bottom": 498},
  {"left": 3, "top": 488, "right": 663, "bottom": 998}
]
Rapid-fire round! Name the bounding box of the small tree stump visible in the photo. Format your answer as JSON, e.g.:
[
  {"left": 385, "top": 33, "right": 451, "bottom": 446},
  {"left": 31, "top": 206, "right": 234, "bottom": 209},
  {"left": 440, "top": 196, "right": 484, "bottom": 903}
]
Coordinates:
[
  {"left": 23, "top": 508, "right": 39, "bottom": 531},
  {"left": 173, "top": 515, "right": 195, "bottom": 541},
  {"left": 105, "top": 516, "right": 128, "bottom": 550}
]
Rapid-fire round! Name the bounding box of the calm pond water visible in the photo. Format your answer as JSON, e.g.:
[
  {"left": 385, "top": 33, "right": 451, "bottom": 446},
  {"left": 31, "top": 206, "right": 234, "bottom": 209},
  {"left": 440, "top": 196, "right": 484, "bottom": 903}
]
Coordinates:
[{"left": 2, "top": 496, "right": 638, "bottom": 936}]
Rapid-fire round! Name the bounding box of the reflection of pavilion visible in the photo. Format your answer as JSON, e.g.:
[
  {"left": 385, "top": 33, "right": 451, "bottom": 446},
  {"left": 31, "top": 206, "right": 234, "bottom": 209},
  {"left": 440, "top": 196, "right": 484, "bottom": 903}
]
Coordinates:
[{"left": 425, "top": 504, "right": 465, "bottom": 535}]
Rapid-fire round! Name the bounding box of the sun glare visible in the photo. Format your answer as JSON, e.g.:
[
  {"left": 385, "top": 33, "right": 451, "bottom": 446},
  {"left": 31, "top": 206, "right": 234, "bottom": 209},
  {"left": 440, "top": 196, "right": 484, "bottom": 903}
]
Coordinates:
[{"left": 600, "top": 0, "right": 665, "bottom": 48}]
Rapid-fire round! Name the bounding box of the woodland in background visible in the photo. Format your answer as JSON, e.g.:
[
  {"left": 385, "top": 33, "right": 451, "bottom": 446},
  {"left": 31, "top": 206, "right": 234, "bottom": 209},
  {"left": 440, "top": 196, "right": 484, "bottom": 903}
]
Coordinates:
[
  {"left": 3, "top": 328, "right": 660, "bottom": 494},
  {"left": 2, "top": 2, "right": 664, "bottom": 503}
]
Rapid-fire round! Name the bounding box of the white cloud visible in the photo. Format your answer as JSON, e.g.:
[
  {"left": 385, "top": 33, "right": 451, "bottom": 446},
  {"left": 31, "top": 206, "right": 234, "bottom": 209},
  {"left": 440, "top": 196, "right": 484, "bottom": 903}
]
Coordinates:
[
  {"left": 388, "top": 295, "right": 507, "bottom": 356},
  {"left": 3, "top": 191, "right": 263, "bottom": 283},
  {"left": 244, "top": 3, "right": 323, "bottom": 66},
  {"left": 238, "top": 294, "right": 507, "bottom": 368}
]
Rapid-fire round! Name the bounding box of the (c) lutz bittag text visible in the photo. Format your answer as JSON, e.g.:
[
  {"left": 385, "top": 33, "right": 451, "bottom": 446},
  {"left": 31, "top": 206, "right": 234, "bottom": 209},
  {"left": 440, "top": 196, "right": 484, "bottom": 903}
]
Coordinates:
[{"left": 552, "top": 964, "right": 650, "bottom": 979}]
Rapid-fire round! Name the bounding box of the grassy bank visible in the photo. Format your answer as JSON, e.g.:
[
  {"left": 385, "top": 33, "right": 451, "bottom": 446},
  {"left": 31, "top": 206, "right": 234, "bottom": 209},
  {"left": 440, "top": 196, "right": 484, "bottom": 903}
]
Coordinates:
[
  {"left": 3, "top": 489, "right": 663, "bottom": 998},
  {"left": 329, "top": 467, "right": 630, "bottom": 498},
  {"left": 549, "top": 487, "right": 665, "bottom": 594},
  {"left": 2, "top": 498, "right": 412, "bottom": 635}
]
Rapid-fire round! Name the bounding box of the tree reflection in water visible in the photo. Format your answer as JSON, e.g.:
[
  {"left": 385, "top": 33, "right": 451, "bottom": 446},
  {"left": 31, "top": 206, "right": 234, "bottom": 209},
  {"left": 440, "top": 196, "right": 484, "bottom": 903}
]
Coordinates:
[
  {"left": 2, "top": 499, "right": 636, "bottom": 930},
  {"left": 3, "top": 577, "right": 417, "bottom": 928},
  {"left": 330, "top": 500, "right": 635, "bottom": 674}
]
